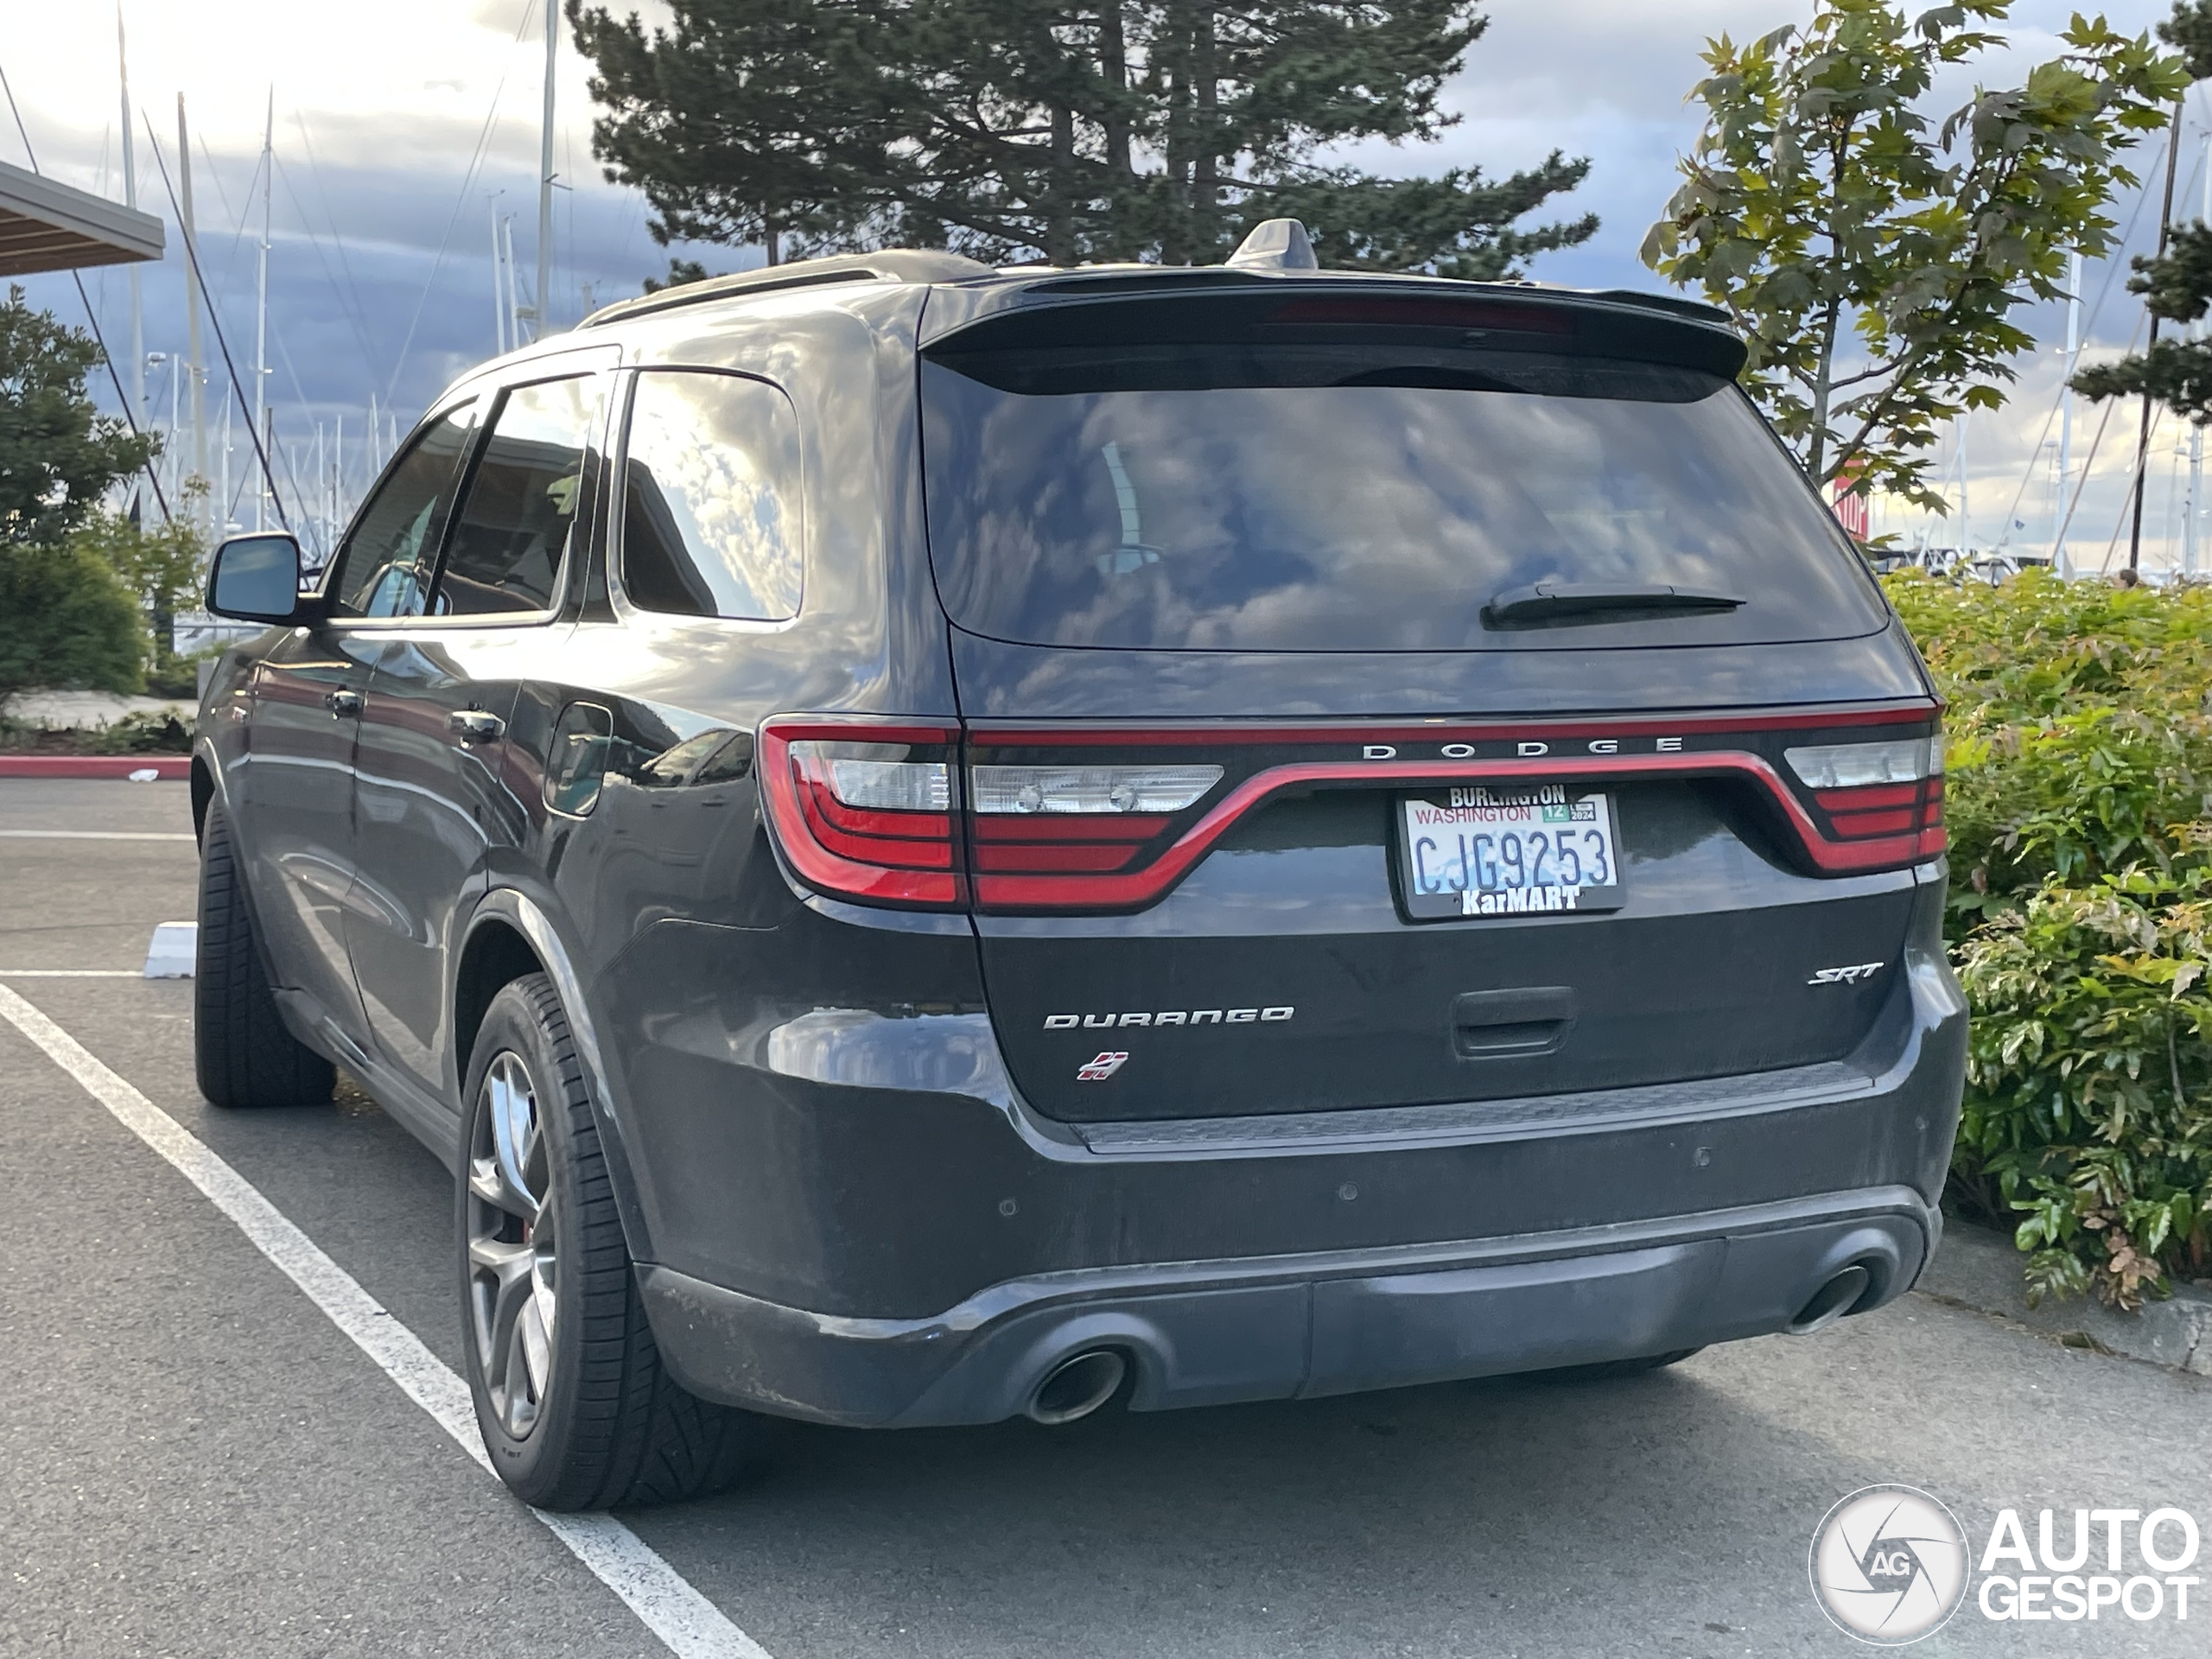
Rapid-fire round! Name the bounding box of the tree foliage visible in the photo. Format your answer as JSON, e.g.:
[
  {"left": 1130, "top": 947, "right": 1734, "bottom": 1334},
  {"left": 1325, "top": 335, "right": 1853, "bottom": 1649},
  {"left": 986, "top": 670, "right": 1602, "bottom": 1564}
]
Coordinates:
[
  {"left": 0, "top": 288, "right": 158, "bottom": 702},
  {"left": 1643, "top": 2, "right": 2184, "bottom": 512},
  {"left": 566, "top": 0, "right": 1596, "bottom": 274},
  {"left": 1, "top": 284, "right": 155, "bottom": 549}
]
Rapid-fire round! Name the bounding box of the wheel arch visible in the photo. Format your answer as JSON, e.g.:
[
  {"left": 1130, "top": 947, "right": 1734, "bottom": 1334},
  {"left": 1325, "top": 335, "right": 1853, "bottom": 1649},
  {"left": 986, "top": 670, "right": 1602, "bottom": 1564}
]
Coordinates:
[
  {"left": 456, "top": 891, "right": 658, "bottom": 1262},
  {"left": 189, "top": 751, "right": 217, "bottom": 843}
]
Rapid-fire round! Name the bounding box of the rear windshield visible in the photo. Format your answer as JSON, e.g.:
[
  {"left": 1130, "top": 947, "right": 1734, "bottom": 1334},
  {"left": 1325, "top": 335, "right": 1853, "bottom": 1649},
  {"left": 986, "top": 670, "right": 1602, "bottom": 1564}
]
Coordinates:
[{"left": 918, "top": 350, "right": 1885, "bottom": 652}]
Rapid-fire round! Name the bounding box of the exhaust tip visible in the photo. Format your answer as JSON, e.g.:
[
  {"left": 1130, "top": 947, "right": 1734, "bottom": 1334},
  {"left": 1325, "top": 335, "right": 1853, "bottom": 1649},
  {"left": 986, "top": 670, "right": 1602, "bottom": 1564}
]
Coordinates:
[
  {"left": 1789, "top": 1263, "right": 1873, "bottom": 1335},
  {"left": 1026, "top": 1349, "right": 1127, "bottom": 1425}
]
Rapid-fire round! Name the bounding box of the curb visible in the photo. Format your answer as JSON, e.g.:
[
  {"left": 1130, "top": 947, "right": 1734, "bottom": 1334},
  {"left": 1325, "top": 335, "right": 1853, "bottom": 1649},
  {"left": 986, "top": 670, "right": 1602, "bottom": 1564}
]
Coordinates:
[
  {"left": 1916, "top": 1221, "right": 2212, "bottom": 1376},
  {"left": 0, "top": 756, "right": 190, "bottom": 779}
]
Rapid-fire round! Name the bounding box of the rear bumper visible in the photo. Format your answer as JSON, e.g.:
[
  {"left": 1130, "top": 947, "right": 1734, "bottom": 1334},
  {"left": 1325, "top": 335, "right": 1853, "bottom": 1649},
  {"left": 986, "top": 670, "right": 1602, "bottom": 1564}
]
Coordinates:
[
  {"left": 640, "top": 1185, "right": 1938, "bottom": 1427},
  {"left": 611, "top": 883, "right": 1967, "bottom": 1427}
]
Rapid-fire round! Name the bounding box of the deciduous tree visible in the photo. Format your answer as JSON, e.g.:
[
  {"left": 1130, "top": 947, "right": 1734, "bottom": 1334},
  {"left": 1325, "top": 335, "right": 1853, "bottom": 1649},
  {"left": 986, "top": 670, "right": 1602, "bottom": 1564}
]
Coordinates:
[{"left": 1643, "top": 1, "right": 2183, "bottom": 511}]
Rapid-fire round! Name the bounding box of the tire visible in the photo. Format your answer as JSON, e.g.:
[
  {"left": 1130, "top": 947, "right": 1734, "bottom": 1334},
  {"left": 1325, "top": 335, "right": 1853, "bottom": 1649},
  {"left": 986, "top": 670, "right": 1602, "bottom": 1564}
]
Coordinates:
[
  {"left": 459, "top": 974, "right": 766, "bottom": 1510},
  {"left": 194, "top": 798, "right": 335, "bottom": 1109},
  {"left": 1538, "top": 1348, "right": 1703, "bottom": 1383}
]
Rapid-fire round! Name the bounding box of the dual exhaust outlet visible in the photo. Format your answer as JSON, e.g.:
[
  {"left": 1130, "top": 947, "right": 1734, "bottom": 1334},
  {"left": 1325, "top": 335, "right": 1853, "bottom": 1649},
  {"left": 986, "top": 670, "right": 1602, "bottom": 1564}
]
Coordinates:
[{"left": 1022, "top": 1263, "right": 1876, "bottom": 1422}]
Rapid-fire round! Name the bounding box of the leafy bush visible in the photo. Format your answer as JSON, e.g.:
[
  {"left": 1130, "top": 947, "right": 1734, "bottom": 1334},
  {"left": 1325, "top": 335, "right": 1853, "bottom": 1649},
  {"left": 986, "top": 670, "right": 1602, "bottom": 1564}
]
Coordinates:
[
  {"left": 1885, "top": 569, "right": 2212, "bottom": 1305},
  {"left": 0, "top": 538, "right": 145, "bottom": 701},
  {"left": 1955, "top": 871, "right": 2212, "bottom": 1306}
]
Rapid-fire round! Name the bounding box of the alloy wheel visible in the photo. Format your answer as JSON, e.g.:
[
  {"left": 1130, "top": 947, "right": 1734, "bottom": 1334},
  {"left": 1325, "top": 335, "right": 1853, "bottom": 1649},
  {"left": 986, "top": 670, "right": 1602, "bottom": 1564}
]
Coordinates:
[{"left": 467, "top": 1050, "right": 558, "bottom": 1439}]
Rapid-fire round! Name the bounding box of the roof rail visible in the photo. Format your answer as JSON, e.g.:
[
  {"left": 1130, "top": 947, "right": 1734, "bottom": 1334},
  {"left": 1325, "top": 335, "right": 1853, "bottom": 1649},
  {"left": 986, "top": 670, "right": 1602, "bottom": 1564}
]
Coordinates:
[{"left": 581, "top": 248, "right": 993, "bottom": 329}]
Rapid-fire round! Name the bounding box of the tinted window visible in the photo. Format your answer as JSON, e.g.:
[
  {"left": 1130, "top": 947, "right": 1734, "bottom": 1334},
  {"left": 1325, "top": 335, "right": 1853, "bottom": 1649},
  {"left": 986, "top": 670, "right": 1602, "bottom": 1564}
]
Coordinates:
[
  {"left": 327, "top": 403, "right": 477, "bottom": 619},
  {"left": 619, "top": 370, "right": 802, "bottom": 621},
  {"left": 919, "top": 355, "right": 1885, "bottom": 652},
  {"left": 435, "top": 376, "right": 600, "bottom": 617}
]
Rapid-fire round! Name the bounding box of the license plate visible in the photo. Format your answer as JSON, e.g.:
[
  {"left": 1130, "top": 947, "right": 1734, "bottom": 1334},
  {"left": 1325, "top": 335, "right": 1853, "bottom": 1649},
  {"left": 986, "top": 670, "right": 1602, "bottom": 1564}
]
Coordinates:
[{"left": 1395, "top": 785, "right": 1625, "bottom": 921}]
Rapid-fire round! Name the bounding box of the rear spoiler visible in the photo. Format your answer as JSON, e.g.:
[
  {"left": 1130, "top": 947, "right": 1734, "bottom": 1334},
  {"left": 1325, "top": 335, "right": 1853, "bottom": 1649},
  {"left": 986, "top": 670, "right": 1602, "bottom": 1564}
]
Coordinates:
[{"left": 917, "top": 275, "right": 1747, "bottom": 381}]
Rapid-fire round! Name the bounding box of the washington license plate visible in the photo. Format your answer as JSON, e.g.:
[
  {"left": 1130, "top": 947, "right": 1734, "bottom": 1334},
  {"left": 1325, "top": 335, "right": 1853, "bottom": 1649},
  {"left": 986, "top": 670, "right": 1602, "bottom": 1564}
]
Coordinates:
[{"left": 1395, "top": 785, "right": 1626, "bottom": 921}]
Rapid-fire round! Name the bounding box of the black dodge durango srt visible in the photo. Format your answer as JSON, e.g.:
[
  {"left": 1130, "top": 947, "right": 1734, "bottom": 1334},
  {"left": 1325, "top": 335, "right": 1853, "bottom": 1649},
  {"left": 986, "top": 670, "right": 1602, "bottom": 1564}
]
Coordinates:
[{"left": 192, "top": 222, "right": 1966, "bottom": 1511}]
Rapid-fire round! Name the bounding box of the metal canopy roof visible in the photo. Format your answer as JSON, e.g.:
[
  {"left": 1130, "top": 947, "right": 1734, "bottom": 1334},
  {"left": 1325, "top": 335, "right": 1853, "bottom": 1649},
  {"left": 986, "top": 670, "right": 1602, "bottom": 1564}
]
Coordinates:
[{"left": 0, "top": 158, "right": 163, "bottom": 278}]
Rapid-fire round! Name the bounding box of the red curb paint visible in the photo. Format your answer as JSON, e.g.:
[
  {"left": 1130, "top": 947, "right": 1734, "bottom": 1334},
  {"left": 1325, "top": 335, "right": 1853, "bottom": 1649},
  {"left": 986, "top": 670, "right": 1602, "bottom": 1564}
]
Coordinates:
[{"left": 0, "top": 756, "right": 191, "bottom": 779}]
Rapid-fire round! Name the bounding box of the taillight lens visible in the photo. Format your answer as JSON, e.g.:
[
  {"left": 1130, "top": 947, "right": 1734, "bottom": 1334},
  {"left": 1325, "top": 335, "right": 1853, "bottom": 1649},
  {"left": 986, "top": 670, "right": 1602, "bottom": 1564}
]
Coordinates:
[
  {"left": 970, "top": 765, "right": 1221, "bottom": 815},
  {"left": 1785, "top": 732, "right": 1945, "bottom": 851},
  {"left": 757, "top": 720, "right": 963, "bottom": 907},
  {"left": 967, "top": 763, "right": 1222, "bottom": 881}
]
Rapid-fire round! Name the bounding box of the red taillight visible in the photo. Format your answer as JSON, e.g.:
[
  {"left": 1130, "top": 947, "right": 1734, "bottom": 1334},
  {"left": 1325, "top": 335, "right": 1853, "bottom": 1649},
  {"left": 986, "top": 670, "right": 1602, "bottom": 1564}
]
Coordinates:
[
  {"left": 760, "top": 708, "right": 1946, "bottom": 915},
  {"left": 1788, "top": 733, "right": 1946, "bottom": 861},
  {"left": 757, "top": 719, "right": 964, "bottom": 907}
]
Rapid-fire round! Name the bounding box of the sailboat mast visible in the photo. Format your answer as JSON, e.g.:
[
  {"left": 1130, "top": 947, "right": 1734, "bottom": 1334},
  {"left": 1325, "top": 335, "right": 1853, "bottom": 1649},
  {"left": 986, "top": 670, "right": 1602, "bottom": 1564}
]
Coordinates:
[
  {"left": 178, "top": 93, "right": 207, "bottom": 537},
  {"left": 118, "top": 8, "right": 143, "bottom": 434},
  {"left": 535, "top": 0, "right": 556, "bottom": 340},
  {"left": 2192, "top": 130, "right": 2209, "bottom": 579},
  {"left": 254, "top": 90, "right": 271, "bottom": 531},
  {"left": 490, "top": 199, "right": 506, "bottom": 353},
  {"left": 2056, "top": 249, "right": 2082, "bottom": 579}
]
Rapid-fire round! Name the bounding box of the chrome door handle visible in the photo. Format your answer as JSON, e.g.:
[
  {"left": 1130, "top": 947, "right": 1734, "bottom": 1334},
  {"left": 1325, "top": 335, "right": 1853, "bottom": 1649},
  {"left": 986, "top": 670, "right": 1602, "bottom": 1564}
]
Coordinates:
[
  {"left": 324, "top": 688, "right": 364, "bottom": 716},
  {"left": 449, "top": 709, "right": 505, "bottom": 743}
]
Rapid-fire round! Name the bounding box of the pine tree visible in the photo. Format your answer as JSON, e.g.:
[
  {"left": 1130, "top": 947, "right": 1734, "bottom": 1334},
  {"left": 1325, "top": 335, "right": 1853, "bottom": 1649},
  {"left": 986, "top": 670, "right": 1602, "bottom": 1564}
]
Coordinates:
[
  {"left": 2069, "top": 5, "right": 2212, "bottom": 419},
  {"left": 566, "top": 1, "right": 1595, "bottom": 274}
]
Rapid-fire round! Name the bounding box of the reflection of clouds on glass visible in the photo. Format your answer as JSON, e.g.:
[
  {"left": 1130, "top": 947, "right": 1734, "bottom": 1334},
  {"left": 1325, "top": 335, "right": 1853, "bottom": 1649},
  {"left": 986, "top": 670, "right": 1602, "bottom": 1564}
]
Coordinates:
[
  {"left": 626, "top": 373, "right": 802, "bottom": 621},
  {"left": 926, "top": 366, "right": 1877, "bottom": 652}
]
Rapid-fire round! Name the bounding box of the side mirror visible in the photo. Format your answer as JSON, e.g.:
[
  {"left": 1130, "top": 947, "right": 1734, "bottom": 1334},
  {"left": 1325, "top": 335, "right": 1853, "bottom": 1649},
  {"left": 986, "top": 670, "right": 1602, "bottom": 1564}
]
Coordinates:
[{"left": 207, "top": 532, "right": 309, "bottom": 624}]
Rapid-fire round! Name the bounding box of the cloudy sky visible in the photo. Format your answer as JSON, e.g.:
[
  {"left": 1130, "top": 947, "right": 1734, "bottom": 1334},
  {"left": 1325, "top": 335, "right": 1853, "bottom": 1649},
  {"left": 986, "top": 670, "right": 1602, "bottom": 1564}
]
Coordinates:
[{"left": 2, "top": 0, "right": 2204, "bottom": 569}]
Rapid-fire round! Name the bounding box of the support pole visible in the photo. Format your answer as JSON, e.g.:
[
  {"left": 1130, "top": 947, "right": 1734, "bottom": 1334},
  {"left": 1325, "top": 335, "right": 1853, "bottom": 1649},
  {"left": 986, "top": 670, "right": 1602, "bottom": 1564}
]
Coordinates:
[{"left": 2132, "top": 103, "right": 2186, "bottom": 574}]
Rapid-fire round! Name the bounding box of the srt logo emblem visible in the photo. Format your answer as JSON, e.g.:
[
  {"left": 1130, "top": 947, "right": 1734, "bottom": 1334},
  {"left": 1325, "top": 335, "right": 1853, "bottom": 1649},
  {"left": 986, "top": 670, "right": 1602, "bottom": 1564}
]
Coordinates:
[
  {"left": 1076, "top": 1052, "right": 1130, "bottom": 1082},
  {"left": 1808, "top": 962, "right": 1885, "bottom": 985}
]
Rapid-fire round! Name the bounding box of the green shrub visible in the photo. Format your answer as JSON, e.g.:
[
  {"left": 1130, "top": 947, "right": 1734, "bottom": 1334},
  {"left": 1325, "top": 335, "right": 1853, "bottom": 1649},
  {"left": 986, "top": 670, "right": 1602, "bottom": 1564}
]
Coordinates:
[
  {"left": 1954, "top": 870, "right": 2212, "bottom": 1306},
  {"left": 1884, "top": 569, "right": 2212, "bottom": 1305},
  {"left": 1887, "top": 569, "right": 2212, "bottom": 930},
  {"left": 0, "top": 538, "right": 144, "bottom": 700}
]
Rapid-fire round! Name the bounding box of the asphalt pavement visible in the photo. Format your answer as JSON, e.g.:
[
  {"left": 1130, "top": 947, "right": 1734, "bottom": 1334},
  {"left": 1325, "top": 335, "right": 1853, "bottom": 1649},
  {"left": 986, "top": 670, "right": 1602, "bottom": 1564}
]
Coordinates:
[{"left": 2, "top": 777, "right": 2208, "bottom": 1659}]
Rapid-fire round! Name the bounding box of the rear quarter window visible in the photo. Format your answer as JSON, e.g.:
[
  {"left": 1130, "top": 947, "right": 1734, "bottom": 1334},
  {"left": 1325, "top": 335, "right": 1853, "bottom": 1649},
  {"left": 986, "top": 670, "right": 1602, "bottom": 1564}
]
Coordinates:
[{"left": 618, "top": 369, "right": 804, "bottom": 622}]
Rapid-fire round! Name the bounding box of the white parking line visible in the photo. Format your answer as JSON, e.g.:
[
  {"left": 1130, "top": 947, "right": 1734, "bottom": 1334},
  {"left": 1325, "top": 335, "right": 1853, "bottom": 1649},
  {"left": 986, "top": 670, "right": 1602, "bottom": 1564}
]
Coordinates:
[
  {"left": 0, "top": 982, "right": 772, "bottom": 1659},
  {"left": 0, "top": 969, "right": 142, "bottom": 976},
  {"left": 0, "top": 830, "right": 196, "bottom": 841}
]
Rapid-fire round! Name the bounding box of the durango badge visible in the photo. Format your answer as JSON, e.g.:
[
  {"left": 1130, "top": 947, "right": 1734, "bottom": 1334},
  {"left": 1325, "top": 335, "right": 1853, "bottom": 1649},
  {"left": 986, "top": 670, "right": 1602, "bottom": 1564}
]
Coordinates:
[{"left": 1076, "top": 1052, "right": 1130, "bottom": 1081}]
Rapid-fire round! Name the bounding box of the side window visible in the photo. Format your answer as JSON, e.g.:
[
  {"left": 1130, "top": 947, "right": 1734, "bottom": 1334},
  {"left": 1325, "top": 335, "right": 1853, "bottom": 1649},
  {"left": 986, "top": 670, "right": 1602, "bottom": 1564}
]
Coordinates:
[
  {"left": 619, "top": 370, "right": 803, "bottom": 621},
  {"left": 433, "top": 375, "right": 602, "bottom": 618},
  {"left": 327, "top": 402, "right": 478, "bottom": 619}
]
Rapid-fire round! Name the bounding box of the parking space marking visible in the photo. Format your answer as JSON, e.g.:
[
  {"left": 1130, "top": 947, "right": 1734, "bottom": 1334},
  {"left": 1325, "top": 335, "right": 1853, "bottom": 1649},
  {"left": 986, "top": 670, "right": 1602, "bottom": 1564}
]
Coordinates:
[
  {"left": 0, "top": 981, "right": 772, "bottom": 1659},
  {"left": 0, "top": 969, "right": 142, "bottom": 976},
  {"left": 0, "top": 830, "right": 196, "bottom": 841}
]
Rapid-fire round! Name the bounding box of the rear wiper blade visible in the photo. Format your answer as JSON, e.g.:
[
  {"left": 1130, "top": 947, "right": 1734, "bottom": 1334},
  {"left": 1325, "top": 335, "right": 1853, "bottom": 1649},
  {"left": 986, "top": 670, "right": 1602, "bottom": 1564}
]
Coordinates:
[{"left": 1484, "top": 582, "right": 1745, "bottom": 626}]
